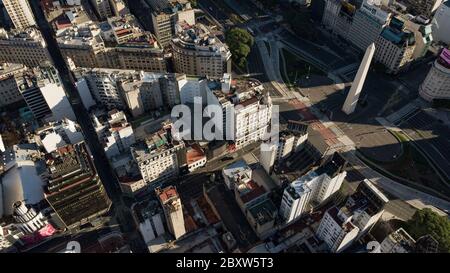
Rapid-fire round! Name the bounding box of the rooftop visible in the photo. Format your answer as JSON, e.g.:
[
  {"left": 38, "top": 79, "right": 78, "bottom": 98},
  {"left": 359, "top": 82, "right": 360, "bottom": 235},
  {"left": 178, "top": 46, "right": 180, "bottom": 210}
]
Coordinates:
[
  {"left": 156, "top": 185, "right": 179, "bottom": 203},
  {"left": 147, "top": 0, "right": 191, "bottom": 14},
  {"left": 186, "top": 144, "right": 205, "bottom": 164},
  {"left": 248, "top": 199, "right": 277, "bottom": 226}
]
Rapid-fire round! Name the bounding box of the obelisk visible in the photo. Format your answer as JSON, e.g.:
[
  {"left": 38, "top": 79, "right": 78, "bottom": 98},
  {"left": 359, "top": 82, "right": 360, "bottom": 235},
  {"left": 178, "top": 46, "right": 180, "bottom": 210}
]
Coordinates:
[{"left": 342, "top": 43, "right": 376, "bottom": 115}]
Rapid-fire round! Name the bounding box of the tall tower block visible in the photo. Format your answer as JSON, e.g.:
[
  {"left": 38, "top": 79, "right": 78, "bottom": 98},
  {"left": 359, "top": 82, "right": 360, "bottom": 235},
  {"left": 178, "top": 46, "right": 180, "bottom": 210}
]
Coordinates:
[{"left": 342, "top": 43, "right": 376, "bottom": 115}]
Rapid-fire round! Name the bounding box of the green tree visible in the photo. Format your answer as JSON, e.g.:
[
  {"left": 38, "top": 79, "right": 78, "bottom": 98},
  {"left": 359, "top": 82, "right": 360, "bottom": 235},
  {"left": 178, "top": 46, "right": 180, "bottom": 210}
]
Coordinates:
[
  {"left": 406, "top": 208, "right": 450, "bottom": 252},
  {"left": 226, "top": 28, "right": 254, "bottom": 69}
]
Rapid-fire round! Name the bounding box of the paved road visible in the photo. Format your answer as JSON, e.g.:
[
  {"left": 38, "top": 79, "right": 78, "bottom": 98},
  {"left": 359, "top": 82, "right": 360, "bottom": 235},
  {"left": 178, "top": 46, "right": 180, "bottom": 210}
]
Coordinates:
[{"left": 29, "top": 0, "right": 147, "bottom": 252}]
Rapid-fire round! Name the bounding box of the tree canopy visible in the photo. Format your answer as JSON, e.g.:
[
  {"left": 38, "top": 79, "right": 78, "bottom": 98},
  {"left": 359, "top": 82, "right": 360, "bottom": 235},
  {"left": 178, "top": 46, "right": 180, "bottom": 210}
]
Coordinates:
[
  {"left": 225, "top": 28, "right": 254, "bottom": 69},
  {"left": 406, "top": 208, "right": 450, "bottom": 252}
]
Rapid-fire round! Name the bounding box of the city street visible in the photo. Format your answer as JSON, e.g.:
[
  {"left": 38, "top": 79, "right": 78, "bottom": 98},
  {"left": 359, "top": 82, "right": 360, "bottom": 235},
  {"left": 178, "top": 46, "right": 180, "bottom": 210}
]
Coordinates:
[{"left": 28, "top": 0, "right": 147, "bottom": 252}]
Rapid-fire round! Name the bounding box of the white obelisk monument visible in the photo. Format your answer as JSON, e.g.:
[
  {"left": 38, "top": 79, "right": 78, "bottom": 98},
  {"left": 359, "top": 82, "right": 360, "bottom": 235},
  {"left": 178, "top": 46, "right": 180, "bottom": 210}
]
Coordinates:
[{"left": 342, "top": 43, "right": 376, "bottom": 115}]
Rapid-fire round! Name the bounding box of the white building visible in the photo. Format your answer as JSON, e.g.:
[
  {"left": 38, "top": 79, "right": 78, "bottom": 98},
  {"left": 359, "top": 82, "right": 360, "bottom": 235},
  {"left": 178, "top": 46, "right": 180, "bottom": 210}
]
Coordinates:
[
  {"left": 316, "top": 206, "right": 360, "bottom": 253},
  {"left": 75, "top": 78, "right": 96, "bottom": 110},
  {"left": 432, "top": 1, "right": 450, "bottom": 44},
  {"left": 39, "top": 81, "right": 76, "bottom": 121},
  {"left": 136, "top": 201, "right": 166, "bottom": 244},
  {"left": 348, "top": 0, "right": 391, "bottom": 52},
  {"left": 222, "top": 159, "right": 253, "bottom": 190},
  {"left": 380, "top": 228, "right": 416, "bottom": 253},
  {"left": 131, "top": 122, "right": 185, "bottom": 188},
  {"left": 419, "top": 48, "right": 450, "bottom": 101},
  {"left": 374, "top": 17, "right": 416, "bottom": 74},
  {"left": 3, "top": 0, "right": 36, "bottom": 30},
  {"left": 177, "top": 75, "right": 272, "bottom": 149},
  {"left": 156, "top": 186, "right": 186, "bottom": 240},
  {"left": 0, "top": 28, "right": 51, "bottom": 68},
  {"left": 186, "top": 144, "right": 206, "bottom": 172},
  {"left": 280, "top": 153, "right": 347, "bottom": 224},
  {"left": 171, "top": 22, "right": 232, "bottom": 78},
  {"left": 11, "top": 201, "right": 47, "bottom": 235},
  {"left": 259, "top": 142, "right": 277, "bottom": 175},
  {"left": 1, "top": 144, "right": 44, "bottom": 216},
  {"left": 316, "top": 179, "right": 388, "bottom": 252},
  {"left": 36, "top": 118, "right": 84, "bottom": 153},
  {"left": 93, "top": 109, "right": 136, "bottom": 160}
]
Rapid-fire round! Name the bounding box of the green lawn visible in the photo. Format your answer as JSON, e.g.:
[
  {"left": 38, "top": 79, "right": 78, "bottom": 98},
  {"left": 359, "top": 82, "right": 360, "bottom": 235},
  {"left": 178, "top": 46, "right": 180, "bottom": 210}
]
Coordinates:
[{"left": 281, "top": 49, "right": 325, "bottom": 86}]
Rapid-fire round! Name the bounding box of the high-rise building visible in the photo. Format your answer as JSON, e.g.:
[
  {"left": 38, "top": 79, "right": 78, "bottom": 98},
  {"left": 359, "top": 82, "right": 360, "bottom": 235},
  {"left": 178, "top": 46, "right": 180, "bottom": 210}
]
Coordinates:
[
  {"left": 35, "top": 118, "right": 84, "bottom": 153},
  {"left": 17, "top": 75, "right": 53, "bottom": 121},
  {"left": 74, "top": 68, "right": 183, "bottom": 116},
  {"left": 19, "top": 64, "right": 76, "bottom": 122},
  {"left": 432, "top": 1, "right": 450, "bottom": 44},
  {"left": 0, "top": 63, "right": 28, "bottom": 107},
  {"left": 92, "top": 109, "right": 136, "bottom": 160},
  {"left": 131, "top": 123, "right": 185, "bottom": 189},
  {"left": 171, "top": 22, "right": 232, "bottom": 78},
  {"left": 0, "top": 28, "right": 51, "bottom": 67},
  {"left": 156, "top": 186, "right": 186, "bottom": 240},
  {"left": 348, "top": 0, "right": 391, "bottom": 52},
  {"left": 146, "top": 0, "right": 195, "bottom": 47},
  {"left": 419, "top": 48, "right": 450, "bottom": 101},
  {"left": 75, "top": 68, "right": 128, "bottom": 110},
  {"left": 316, "top": 206, "right": 360, "bottom": 253},
  {"left": 56, "top": 17, "right": 166, "bottom": 72},
  {"left": 403, "top": 0, "right": 443, "bottom": 17},
  {"left": 316, "top": 179, "right": 388, "bottom": 252},
  {"left": 90, "top": 0, "right": 113, "bottom": 20},
  {"left": 342, "top": 43, "right": 375, "bottom": 115},
  {"left": 280, "top": 153, "right": 347, "bottom": 223},
  {"left": 43, "top": 143, "right": 112, "bottom": 229},
  {"left": 374, "top": 17, "right": 416, "bottom": 74},
  {"left": 205, "top": 76, "right": 272, "bottom": 149},
  {"left": 3, "top": 0, "right": 36, "bottom": 30}
]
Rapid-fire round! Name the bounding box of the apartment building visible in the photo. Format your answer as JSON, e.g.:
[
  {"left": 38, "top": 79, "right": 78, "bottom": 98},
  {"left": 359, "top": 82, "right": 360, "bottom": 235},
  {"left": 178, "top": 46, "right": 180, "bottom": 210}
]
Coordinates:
[
  {"left": 3, "top": 0, "right": 36, "bottom": 30},
  {"left": 0, "top": 63, "right": 28, "bottom": 107},
  {"left": 279, "top": 153, "right": 347, "bottom": 224},
  {"left": 146, "top": 0, "right": 195, "bottom": 47},
  {"left": 90, "top": 0, "right": 113, "bottom": 20},
  {"left": 131, "top": 123, "right": 186, "bottom": 189},
  {"left": 348, "top": 0, "right": 391, "bottom": 52},
  {"left": 56, "top": 16, "right": 166, "bottom": 72},
  {"left": 92, "top": 109, "right": 136, "bottom": 160},
  {"left": 419, "top": 48, "right": 450, "bottom": 101},
  {"left": 316, "top": 179, "right": 388, "bottom": 252},
  {"left": 374, "top": 17, "right": 416, "bottom": 74},
  {"left": 171, "top": 22, "right": 232, "bottom": 78},
  {"left": 0, "top": 28, "right": 51, "bottom": 67},
  {"left": 156, "top": 186, "right": 186, "bottom": 240}
]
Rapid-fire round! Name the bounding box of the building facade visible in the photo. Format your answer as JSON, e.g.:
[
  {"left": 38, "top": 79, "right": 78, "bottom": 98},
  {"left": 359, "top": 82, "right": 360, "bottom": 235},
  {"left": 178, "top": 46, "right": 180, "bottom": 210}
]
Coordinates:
[
  {"left": 348, "top": 0, "right": 391, "bottom": 52},
  {"left": 3, "top": 0, "right": 36, "bottom": 30},
  {"left": 374, "top": 17, "right": 416, "bottom": 74},
  {"left": 432, "top": 1, "right": 450, "bottom": 44},
  {"left": 0, "top": 63, "right": 28, "bottom": 107},
  {"left": 0, "top": 28, "right": 51, "bottom": 67},
  {"left": 171, "top": 23, "right": 232, "bottom": 78},
  {"left": 147, "top": 0, "right": 195, "bottom": 47},
  {"left": 419, "top": 48, "right": 450, "bottom": 101},
  {"left": 156, "top": 186, "right": 186, "bottom": 240}
]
